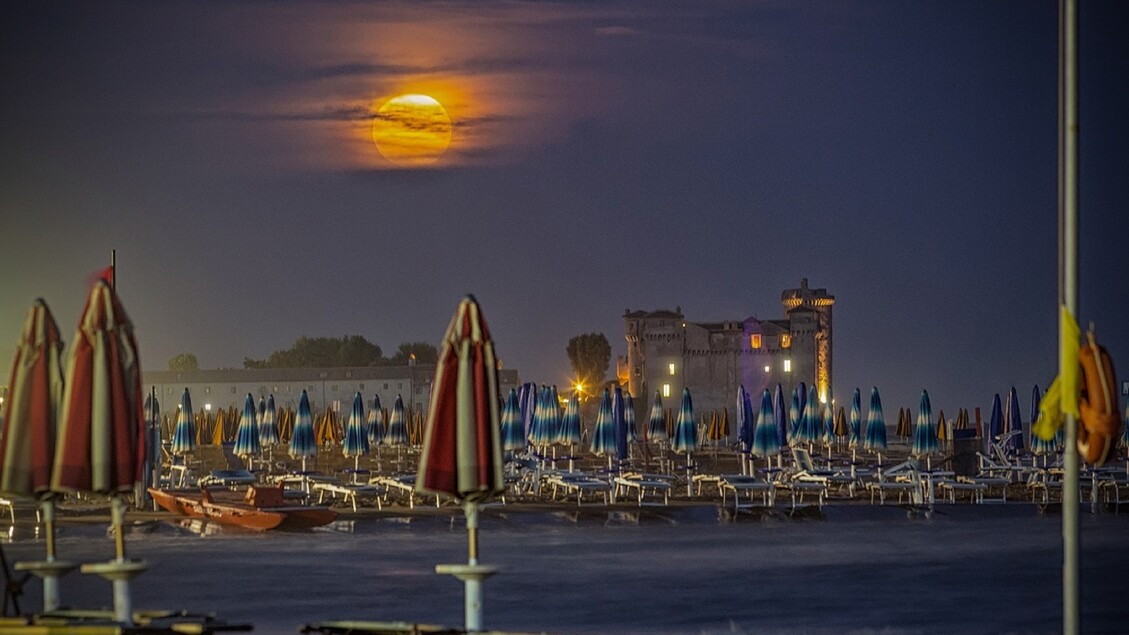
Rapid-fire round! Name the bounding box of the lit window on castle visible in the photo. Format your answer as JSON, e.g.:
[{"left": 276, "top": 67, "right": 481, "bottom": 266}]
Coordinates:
[
  {"left": 662, "top": 383, "right": 671, "bottom": 398},
  {"left": 764, "top": 365, "right": 770, "bottom": 373},
  {"left": 668, "top": 363, "right": 676, "bottom": 376},
  {"left": 750, "top": 334, "right": 762, "bottom": 349},
  {"left": 783, "top": 359, "right": 792, "bottom": 372},
  {"left": 781, "top": 335, "right": 792, "bottom": 348}
]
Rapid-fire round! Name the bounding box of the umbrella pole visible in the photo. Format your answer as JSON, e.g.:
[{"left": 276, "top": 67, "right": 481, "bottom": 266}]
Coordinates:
[{"left": 436, "top": 501, "right": 498, "bottom": 632}]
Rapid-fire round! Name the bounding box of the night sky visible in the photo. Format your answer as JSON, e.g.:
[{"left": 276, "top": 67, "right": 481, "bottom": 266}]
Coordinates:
[{"left": 2, "top": 2, "right": 1126, "bottom": 417}]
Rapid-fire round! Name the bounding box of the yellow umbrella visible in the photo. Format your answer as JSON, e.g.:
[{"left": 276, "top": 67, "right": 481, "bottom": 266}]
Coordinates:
[
  {"left": 937, "top": 410, "right": 948, "bottom": 442},
  {"left": 211, "top": 409, "right": 226, "bottom": 445}
]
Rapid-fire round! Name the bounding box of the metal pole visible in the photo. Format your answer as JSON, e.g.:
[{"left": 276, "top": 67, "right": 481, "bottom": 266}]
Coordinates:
[
  {"left": 464, "top": 501, "right": 482, "bottom": 631},
  {"left": 1059, "top": 1, "right": 1079, "bottom": 633}
]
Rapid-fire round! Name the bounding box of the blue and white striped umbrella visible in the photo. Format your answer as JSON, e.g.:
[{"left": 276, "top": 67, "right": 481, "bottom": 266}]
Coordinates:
[
  {"left": 259, "top": 394, "right": 280, "bottom": 447},
  {"left": 623, "top": 392, "right": 639, "bottom": 443},
  {"left": 289, "top": 390, "right": 317, "bottom": 469},
  {"left": 560, "top": 394, "right": 582, "bottom": 446},
  {"left": 822, "top": 402, "right": 835, "bottom": 446},
  {"left": 518, "top": 382, "right": 538, "bottom": 444},
  {"left": 368, "top": 395, "right": 385, "bottom": 446},
  {"left": 848, "top": 388, "right": 862, "bottom": 448},
  {"left": 385, "top": 394, "right": 409, "bottom": 446},
  {"left": 500, "top": 389, "right": 526, "bottom": 452},
  {"left": 233, "top": 392, "right": 261, "bottom": 461},
  {"left": 343, "top": 391, "right": 370, "bottom": 461},
  {"left": 1029, "top": 385, "right": 1056, "bottom": 457},
  {"left": 171, "top": 388, "right": 196, "bottom": 456},
  {"left": 671, "top": 388, "right": 697, "bottom": 454},
  {"left": 1004, "top": 386, "right": 1024, "bottom": 454},
  {"left": 590, "top": 388, "right": 616, "bottom": 457},
  {"left": 528, "top": 386, "right": 555, "bottom": 447},
  {"left": 647, "top": 391, "right": 667, "bottom": 442},
  {"left": 773, "top": 384, "right": 787, "bottom": 447},
  {"left": 258, "top": 396, "right": 267, "bottom": 431},
  {"left": 987, "top": 393, "right": 1003, "bottom": 453},
  {"left": 912, "top": 389, "right": 938, "bottom": 458},
  {"left": 792, "top": 389, "right": 818, "bottom": 445},
  {"left": 737, "top": 385, "right": 753, "bottom": 453},
  {"left": 752, "top": 389, "right": 781, "bottom": 459},
  {"left": 789, "top": 387, "right": 802, "bottom": 440},
  {"left": 612, "top": 386, "right": 628, "bottom": 461},
  {"left": 863, "top": 386, "right": 887, "bottom": 452}
]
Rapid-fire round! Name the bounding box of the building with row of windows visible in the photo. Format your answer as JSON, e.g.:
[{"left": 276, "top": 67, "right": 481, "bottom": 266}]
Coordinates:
[
  {"left": 621, "top": 278, "right": 834, "bottom": 417},
  {"left": 141, "top": 364, "right": 521, "bottom": 415}
]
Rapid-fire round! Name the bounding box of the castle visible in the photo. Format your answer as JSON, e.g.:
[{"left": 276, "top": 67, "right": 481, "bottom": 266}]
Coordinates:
[{"left": 622, "top": 279, "right": 834, "bottom": 419}]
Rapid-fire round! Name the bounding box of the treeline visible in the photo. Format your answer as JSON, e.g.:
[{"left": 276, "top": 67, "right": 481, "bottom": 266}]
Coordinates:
[{"left": 240, "top": 336, "right": 438, "bottom": 369}]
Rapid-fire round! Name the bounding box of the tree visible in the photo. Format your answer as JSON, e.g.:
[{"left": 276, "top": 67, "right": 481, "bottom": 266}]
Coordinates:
[
  {"left": 566, "top": 333, "right": 611, "bottom": 389},
  {"left": 390, "top": 342, "right": 439, "bottom": 365},
  {"left": 243, "top": 335, "right": 383, "bottom": 368},
  {"left": 168, "top": 353, "right": 199, "bottom": 371}
]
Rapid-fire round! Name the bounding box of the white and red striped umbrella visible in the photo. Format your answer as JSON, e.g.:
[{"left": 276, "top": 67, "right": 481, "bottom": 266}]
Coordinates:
[
  {"left": 0, "top": 299, "right": 65, "bottom": 497},
  {"left": 52, "top": 280, "right": 145, "bottom": 494},
  {"left": 417, "top": 295, "right": 503, "bottom": 503}
]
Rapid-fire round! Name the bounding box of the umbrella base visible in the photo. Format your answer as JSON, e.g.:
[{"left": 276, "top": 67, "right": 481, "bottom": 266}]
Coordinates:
[{"left": 434, "top": 563, "right": 498, "bottom": 581}]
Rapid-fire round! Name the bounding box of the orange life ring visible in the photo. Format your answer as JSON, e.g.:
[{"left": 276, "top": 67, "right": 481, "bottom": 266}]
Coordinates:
[{"left": 1077, "top": 330, "right": 1121, "bottom": 466}]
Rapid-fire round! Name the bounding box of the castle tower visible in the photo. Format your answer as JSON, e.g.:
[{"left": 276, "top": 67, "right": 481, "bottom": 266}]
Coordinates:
[{"left": 781, "top": 278, "right": 835, "bottom": 403}]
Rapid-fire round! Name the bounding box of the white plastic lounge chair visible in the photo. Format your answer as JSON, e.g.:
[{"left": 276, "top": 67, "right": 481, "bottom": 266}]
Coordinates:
[
  {"left": 717, "top": 474, "right": 774, "bottom": 510},
  {"left": 864, "top": 461, "right": 920, "bottom": 505},
  {"left": 314, "top": 482, "right": 384, "bottom": 512},
  {"left": 613, "top": 475, "right": 671, "bottom": 506}
]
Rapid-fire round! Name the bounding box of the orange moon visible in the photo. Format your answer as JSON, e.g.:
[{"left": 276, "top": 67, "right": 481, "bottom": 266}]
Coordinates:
[{"left": 371, "top": 94, "right": 453, "bottom": 166}]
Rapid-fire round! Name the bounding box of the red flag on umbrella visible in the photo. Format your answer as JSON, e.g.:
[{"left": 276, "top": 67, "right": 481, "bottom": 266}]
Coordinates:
[{"left": 417, "top": 295, "right": 504, "bottom": 503}]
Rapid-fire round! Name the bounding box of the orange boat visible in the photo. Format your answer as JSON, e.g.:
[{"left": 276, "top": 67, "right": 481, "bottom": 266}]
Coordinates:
[{"left": 148, "top": 485, "right": 338, "bottom": 531}]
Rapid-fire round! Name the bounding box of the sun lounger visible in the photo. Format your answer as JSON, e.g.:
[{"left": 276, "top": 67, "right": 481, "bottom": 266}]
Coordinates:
[
  {"left": 717, "top": 474, "right": 774, "bottom": 510},
  {"left": 613, "top": 475, "right": 671, "bottom": 506},
  {"left": 937, "top": 479, "right": 988, "bottom": 503},
  {"left": 544, "top": 474, "right": 609, "bottom": 506},
  {"left": 957, "top": 475, "right": 1009, "bottom": 502},
  {"left": 198, "top": 469, "right": 258, "bottom": 488},
  {"left": 314, "top": 482, "right": 384, "bottom": 512}
]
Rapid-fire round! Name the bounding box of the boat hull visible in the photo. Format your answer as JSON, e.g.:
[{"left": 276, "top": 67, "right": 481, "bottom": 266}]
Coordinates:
[{"left": 148, "top": 487, "right": 337, "bottom": 531}]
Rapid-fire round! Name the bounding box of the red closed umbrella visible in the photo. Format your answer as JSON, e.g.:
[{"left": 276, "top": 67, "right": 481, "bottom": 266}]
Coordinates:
[
  {"left": 417, "top": 295, "right": 503, "bottom": 632},
  {"left": 0, "top": 299, "right": 76, "bottom": 611},
  {"left": 52, "top": 279, "right": 147, "bottom": 624}
]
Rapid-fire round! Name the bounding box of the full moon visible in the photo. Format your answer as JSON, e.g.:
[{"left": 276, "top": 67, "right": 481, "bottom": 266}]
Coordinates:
[{"left": 371, "top": 94, "right": 452, "bottom": 166}]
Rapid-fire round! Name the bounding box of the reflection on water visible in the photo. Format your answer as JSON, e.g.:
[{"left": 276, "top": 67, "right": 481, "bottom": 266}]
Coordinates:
[{"left": 2, "top": 506, "right": 1127, "bottom": 635}]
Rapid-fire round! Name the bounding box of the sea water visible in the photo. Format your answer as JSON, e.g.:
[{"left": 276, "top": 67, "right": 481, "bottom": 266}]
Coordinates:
[{"left": 3, "top": 505, "right": 1126, "bottom": 635}]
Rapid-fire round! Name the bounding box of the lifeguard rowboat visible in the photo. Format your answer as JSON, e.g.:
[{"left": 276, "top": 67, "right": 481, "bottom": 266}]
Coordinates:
[{"left": 148, "top": 485, "right": 337, "bottom": 531}]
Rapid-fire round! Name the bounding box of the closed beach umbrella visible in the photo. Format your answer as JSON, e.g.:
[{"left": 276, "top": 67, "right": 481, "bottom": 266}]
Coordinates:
[
  {"left": 368, "top": 395, "right": 385, "bottom": 446},
  {"left": 794, "top": 389, "right": 820, "bottom": 446},
  {"left": 590, "top": 389, "right": 616, "bottom": 460},
  {"left": 501, "top": 389, "right": 527, "bottom": 453},
  {"left": 789, "top": 387, "right": 802, "bottom": 439},
  {"left": 822, "top": 402, "right": 835, "bottom": 447},
  {"left": 834, "top": 407, "right": 848, "bottom": 439},
  {"left": 987, "top": 393, "right": 1003, "bottom": 453},
  {"left": 1030, "top": 387, "right": 1055, "bottom": 459},
  {"left": 1, "top": 299, "right": 65, "bottom": 498},
  {"left": 0, "top": 300, "right": 72, "bottom": 612},
  {"left": 259, "top": 394, "right": 280, "bottom": 448},
  {"left": 671, "top": 388, "right": 696, "bottom": 454},
  {"left": 736, "top": 386, "right": 753, "bottom": 453},
  {"left": 752, "top": 389, "right": 781, "bottom": 463},
  {"left": 386, "top": 394, "right": 409, "bottom": 446},
  {"left": 1004, "top": 386, "right": 1024, "bottom": 454},
  {"left": 289, "top": 390, "right": 317, "bottom": 471},
  {"left": 415, "top": 295, "right": 504, "bottom": 631},
  {"left": 894, "top": 407, "right": 911, "bottom": 440},
  {"left": 171, "top": 388, "right": 196, "bottom": 457},
  {"left": 624, "top": 392, "right": 639, "bottom": 443},
  {"left": 342, "top": 392, "right": 369, "bottom": 472},
  {"left": 612, "top": 386, "right": 629, "bottom": 462},
  {"left": 233, "top": 393, "right": 261, "bottom": 466},
  {"left": 848, "top": 388, "right": 862, "bottom": 448},
  {"left": 528, "top": 386, "right": 553, "bottom": 448},
  {"left": 518, "top": 383, "right": 537, "bottom": 445},
  {"left": 647, "top": 391, "right": 667, "bottom": 442},
  {"left": 863, "top": 386, "right": 888, "bottom": 456},
  {"left": 52, "top": 279, "right": 147, "bottom": 622},
  {"left": 671, "top": 388, "right": 696, "bottom": 495},
  {"left": 561, "top": 393, "right": 582, "bottom": 446},
  {"left": 912, "top": 389, "right": 938, "bottom": 463},
  {"left": 773, "top": 384, "right": 787, "bottom": 447}
]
